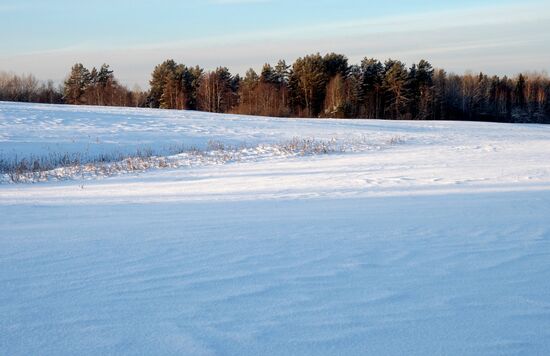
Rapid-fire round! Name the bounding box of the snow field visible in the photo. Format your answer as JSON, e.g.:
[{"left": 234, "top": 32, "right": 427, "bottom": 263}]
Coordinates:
[{"left": 1, "top": 102, "right": 550, "bottom": 355}]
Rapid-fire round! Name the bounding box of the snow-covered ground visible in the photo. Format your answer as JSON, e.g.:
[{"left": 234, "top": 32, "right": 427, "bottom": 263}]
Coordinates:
[{"left": 1, "top": 101, "right": 550, "bottom": 355}]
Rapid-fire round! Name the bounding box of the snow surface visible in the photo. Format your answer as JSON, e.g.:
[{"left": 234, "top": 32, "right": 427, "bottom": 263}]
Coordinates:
[{"left": 1, "top": 101, "right": 550, "bottom": 355}]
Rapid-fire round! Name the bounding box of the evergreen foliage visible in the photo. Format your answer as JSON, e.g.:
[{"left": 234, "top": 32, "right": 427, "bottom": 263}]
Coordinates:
[{"left": 2, "top": 53, "right": 549, "bottom": 123}]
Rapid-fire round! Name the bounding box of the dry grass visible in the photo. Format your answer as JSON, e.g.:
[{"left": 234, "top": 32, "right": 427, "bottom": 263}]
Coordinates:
[{"left": 1, "top": 136, "right": 406, "bottom": 184}]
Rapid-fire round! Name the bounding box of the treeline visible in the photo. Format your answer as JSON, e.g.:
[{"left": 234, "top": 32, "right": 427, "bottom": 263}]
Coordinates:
[
  {"left": 0, "top": 64, "right": 147, "bottom": 107},
  {"left": 0, "top": 72, "right": 63, "bottom": 104},
  {"left": 146, "top": 54, "right": 550, "bottom": 123},
  {"left": 1, "top": 53, "right": 549, "bottom": 123},
  {"left": 63, "top": 63, "right": 147, "bottom": 107}
]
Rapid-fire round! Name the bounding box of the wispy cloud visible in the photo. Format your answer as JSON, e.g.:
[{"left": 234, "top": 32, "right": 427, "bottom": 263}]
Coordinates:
[
  {"left": 0, "top": 4, "right": 25, "bottom": 12},
  {"left": 198, "top": 1, "right": 550, "bottom": 45},
  {"left": 1, "top": 1, "right": 548, "bottom": 87},
  {"left": 210, "top": 0, "right": 270, "bottom": 3}
]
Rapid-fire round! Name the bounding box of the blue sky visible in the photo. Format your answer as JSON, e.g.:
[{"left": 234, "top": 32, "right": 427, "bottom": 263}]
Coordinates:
[{"left": 1, "top": 0, "right": 549, "bottom": 87}]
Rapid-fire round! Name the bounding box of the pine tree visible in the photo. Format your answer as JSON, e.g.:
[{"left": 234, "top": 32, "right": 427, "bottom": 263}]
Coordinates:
[
  {"left": 96, "top": 64, "right": 116, "bottom": 105},
  {"left": 415, "top": 60, "right": 434, "bottom": 120},
  {"left": 383, "top": 59, "right": 409, "bottom": 119},
  {"left": 181, "top": 65, "right": 203, "bottom": 110},
  {"left": 406, "top": 63, "right": 419, "bottom": 119},
  {"left": 274, "top": 60, "right": 290, "bottom": 86},
  {"left": 515, "top": 74, "right": 527, "bottom": 109},
  {"left": 238, "top": 69, "right": 260, "bottom": 114},
  {"left": 260, "top": 64, "right": 276, "bottom": 84},
  {"left": 343, "top": 65, "right": 363, "bottom": 118},
  {"left": 63, "top": 63, "right": 91, "bottom": 105},
  {"left": 148, "top": 59, "right": 178, "bottom": 108},
  {"left": 323, "top": 53, "right": 349, "bottom": 78},
  {"left": 432, "top": 69, "right": 447, "bottom": 120},
  {"left": 289, "top": 54, "right": 328, "bottom": 117},
  {"left": 360, "top": 58, "right": 384, "bottom": 119}
]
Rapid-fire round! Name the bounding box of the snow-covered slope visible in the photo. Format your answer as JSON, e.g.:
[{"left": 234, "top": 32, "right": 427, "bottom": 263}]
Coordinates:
[{"left": 1, "top": 102, "right": 550, "bottom": 355}]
